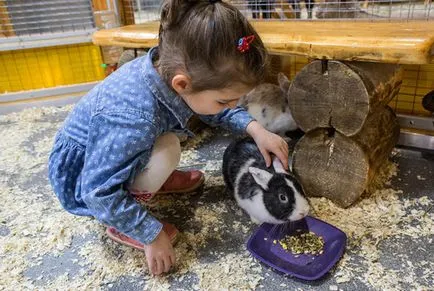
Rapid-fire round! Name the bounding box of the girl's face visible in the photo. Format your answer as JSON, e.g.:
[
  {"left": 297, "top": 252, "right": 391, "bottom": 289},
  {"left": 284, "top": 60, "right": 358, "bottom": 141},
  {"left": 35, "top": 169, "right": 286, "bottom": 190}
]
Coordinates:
[{"left": 180, "top": 84, "right": 253, "bottom": 115}]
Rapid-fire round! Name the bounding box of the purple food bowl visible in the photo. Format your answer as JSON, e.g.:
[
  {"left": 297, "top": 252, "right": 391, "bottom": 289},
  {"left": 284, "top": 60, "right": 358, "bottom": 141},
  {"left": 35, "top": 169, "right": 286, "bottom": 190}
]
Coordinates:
[{"left": 247, "top": 216, "right": 347, "bottom": 280}]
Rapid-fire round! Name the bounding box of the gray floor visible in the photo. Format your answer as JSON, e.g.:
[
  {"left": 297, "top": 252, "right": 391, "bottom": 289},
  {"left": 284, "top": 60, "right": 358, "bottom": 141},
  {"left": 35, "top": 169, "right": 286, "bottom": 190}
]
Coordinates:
[{"left": 0, "top": 106, "right": 433, "bottom": 290}]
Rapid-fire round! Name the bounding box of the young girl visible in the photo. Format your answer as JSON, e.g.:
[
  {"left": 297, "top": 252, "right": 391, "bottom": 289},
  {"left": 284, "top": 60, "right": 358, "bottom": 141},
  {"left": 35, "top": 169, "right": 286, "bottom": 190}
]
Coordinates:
[{"left": 48, "top": 0, "right": 289, "bottom": 276}]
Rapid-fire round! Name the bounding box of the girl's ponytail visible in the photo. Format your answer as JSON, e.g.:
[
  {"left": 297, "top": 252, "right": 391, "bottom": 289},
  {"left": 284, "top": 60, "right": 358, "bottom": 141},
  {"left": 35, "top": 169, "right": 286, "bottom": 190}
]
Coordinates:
[{"left": 160, "top": 0, "right": 200, "bottom": 30}]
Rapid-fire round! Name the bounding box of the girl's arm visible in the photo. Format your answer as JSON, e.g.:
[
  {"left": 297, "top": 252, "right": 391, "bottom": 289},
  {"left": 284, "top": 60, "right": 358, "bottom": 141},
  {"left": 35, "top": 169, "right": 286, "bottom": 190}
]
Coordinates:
[
  {"left": 246, "top": 121, "right": 289, "bottom": 170},
  {"left": 199, "top": 107, "right": 289, "bottom": 169},
  {"left": 198, "top": 106, "right": 253, "bottom": 134}
]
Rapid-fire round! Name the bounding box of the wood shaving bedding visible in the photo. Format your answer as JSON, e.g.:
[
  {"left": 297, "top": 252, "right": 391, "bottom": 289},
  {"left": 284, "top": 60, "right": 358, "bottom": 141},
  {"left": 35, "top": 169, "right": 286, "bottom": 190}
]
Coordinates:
[
  {"left": 0, "top": 105, "right": 433, "bottom": 290},
  {"left": 193, "top": 252, "right": 262, "bottom": 290}
]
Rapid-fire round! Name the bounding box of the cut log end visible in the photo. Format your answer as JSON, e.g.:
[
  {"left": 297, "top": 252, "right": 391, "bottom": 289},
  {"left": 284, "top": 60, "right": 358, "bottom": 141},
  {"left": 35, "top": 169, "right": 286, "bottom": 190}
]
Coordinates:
[
  {"left": 288, "top": 60, "right": 402, "bottom": 136},
  {"left": 288, "top": 60, "right": 370, "bottom": 136},
  {"left": 293, "top": 128, "right": 369, "bottom": 207},
  {"left": 292, "top": 106, "right": 399, "bottom": 207}
]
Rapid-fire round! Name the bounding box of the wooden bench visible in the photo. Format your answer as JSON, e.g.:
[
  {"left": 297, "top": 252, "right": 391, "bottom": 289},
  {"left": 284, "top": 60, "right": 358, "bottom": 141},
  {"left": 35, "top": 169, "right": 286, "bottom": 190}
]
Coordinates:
[{"left": 92, "top": 21, "right": 434, "bottom": 65}]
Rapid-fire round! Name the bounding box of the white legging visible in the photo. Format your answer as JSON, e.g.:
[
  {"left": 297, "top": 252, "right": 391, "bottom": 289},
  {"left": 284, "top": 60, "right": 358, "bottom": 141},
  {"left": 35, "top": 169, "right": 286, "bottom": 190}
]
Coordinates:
[{"left": 130, "top": 132, "right": 181, "bottom": 193}]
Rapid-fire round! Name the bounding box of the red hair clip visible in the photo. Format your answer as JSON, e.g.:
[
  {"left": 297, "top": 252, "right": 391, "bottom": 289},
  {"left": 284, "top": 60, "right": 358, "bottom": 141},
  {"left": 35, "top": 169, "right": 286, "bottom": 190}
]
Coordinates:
[{"left": 237, "top": 35, "right": 255, "bottom": 53}]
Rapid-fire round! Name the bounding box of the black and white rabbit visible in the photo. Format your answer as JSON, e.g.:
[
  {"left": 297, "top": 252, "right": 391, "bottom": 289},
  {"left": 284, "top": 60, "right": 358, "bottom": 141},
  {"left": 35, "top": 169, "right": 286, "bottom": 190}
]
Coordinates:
[
  {"left": 238, "top": 72, "right": 299, "bottom": 138},
  {"left": 222, "top": 137, "right": 309, "bottom": 224}
]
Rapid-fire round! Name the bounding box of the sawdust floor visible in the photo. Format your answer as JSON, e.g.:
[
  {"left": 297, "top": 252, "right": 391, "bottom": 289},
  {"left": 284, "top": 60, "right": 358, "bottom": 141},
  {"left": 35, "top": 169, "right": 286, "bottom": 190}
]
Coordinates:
[{"left": 0, "top": 105, "right": 433, "bottom": 290}]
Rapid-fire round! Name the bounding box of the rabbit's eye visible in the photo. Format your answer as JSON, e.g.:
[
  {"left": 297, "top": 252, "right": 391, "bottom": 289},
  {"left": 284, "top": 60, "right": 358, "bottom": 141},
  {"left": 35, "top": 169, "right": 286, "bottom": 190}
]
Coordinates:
[{"left": 279, "top": 194, "right": 288, "bottom": 203}]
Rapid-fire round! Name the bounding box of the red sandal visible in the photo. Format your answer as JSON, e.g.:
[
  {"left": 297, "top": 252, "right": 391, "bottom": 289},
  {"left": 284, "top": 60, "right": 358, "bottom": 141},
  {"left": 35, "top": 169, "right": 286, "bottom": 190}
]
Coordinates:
[
  {"left": 106, "top": 170, "right": 203, "bottom": 249},
  {"left": 157, "top": 169, "right": 204, "bottom": 194},
  {"left": 130, "top": 169, "right": 205, "bottom": 202}
]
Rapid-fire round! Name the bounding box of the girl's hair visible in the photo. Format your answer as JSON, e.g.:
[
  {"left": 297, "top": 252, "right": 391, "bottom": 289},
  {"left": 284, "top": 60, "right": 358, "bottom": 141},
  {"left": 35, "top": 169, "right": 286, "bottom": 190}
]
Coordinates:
[{"left": 157, "top": 0, "right": 268, "bottom": 92}]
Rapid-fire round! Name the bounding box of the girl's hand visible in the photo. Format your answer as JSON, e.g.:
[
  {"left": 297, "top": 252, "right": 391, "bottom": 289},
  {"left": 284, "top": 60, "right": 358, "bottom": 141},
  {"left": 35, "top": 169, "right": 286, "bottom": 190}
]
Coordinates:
[
  {"left": 143, "top": 230, "right": 176, "bottom": 275},
  {"left": 246, "top": 121, "right": 289, "bottom": 169}
]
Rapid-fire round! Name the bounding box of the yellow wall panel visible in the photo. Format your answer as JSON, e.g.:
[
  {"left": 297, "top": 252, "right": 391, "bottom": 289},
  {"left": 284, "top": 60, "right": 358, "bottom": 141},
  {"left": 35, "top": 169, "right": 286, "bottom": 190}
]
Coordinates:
[
  {"left": 0, "top": 43, "right": 105, "bottom": 94},
  {"left": 394, "top": 94, "right": 417, "bottom": 103},
  {"left": 390, "top": 64, "right": 433, "bottom": 116},
  {"left": 1, "top": 47, "right": 432, "bottom": 118}
]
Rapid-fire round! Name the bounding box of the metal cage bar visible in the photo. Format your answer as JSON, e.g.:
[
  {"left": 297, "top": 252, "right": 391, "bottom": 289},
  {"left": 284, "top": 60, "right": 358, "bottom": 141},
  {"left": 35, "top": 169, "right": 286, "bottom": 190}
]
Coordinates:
[
  {"left": 119, "top": 0, "right": 433, "bottom": 23},
  {"left": 0, "top": 0, "right": 96, "bottom": 50}
]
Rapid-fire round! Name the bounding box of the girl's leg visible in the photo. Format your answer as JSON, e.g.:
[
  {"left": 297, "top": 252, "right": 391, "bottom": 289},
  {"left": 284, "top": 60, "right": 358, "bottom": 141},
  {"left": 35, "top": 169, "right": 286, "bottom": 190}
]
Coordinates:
[
  {"left": 131, "top": 132, "right": 182, "bottom": 193},
  {"left": 106, "top": 133, "right": 204, "bottom": 248},
  {"left": 129, "top": 132, "right": 204, "bottom": 201}
]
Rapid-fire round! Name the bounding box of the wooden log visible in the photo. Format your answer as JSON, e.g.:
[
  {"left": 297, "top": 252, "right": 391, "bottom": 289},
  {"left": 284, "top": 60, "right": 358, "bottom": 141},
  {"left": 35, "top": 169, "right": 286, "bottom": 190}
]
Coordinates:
[
  {"left": 292, "top": 105, "right": 400, "bottom": 208},
  {"left": 288, "top": 60, "right": 402, "bottom": 136}
]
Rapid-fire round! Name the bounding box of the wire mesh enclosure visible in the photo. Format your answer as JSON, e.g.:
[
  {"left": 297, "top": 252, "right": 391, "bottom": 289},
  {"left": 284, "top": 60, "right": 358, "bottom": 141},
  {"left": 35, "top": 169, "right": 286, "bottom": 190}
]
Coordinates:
[
  {"left": 232, "top": 0, "right": 434, "bottom": 20},
  {"left": 1, "top": 0, "right": 94, "bottom": 37},
  {"left": 123, "top": 0, "right": 433, "bottom": 23},
  {"left": 0, "top": 0, "right": 96, "bottom": 50}
]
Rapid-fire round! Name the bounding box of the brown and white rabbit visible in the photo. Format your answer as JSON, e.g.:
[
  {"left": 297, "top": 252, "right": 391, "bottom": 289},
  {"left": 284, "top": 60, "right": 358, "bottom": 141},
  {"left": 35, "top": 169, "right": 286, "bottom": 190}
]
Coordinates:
[{"left": 238, "top": 73, "right": 299, "bottom": 138}]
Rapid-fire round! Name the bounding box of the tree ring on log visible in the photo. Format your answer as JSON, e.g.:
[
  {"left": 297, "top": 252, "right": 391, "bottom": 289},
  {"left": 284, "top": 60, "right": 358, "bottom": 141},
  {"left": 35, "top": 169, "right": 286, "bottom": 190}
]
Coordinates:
[
  {"left": 292, "top": 127, "right": 369, "bottom": 208},
  {"left": 288, "top": 60, "right": 370, "bottom": 136}
]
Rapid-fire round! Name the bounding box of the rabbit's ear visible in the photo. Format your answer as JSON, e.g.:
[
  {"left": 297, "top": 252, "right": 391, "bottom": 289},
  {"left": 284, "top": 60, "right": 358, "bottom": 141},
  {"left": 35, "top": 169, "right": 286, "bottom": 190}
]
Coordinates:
[
  {"left": 248, "top": 167, "right": 273, "bottom": 190},
  {"left": 278, "top": 72, "right": 290, "bottom": 93},
  {"left": 237, "top": 94, "right": 249, "bottom": 107},
  {"left": 272, "top": 156, "right": 288, "bottom": 174}
]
